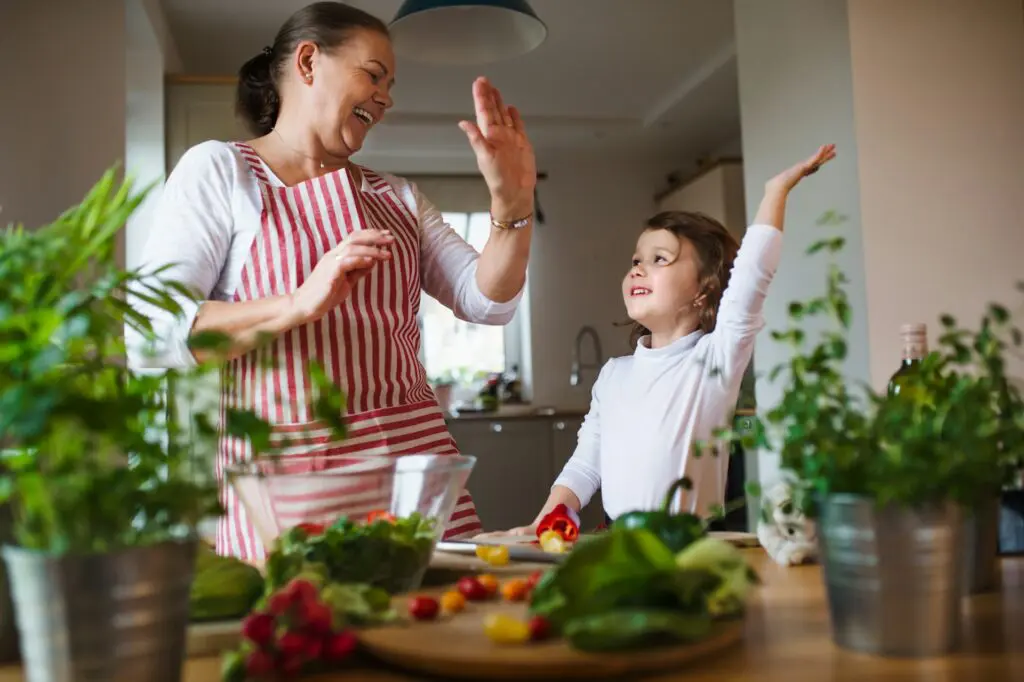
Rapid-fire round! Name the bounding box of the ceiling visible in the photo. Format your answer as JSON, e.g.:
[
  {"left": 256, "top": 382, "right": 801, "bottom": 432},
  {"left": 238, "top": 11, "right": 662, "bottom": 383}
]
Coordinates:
[{"left": 158, "top": 0, "right": 741, "bottom": 171}]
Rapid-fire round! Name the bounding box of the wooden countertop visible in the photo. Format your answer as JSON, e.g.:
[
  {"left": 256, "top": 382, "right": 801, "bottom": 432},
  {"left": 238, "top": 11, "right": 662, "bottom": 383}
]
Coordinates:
[{"left": 1, "top": 549, "right": 1020, "bottom": 681}]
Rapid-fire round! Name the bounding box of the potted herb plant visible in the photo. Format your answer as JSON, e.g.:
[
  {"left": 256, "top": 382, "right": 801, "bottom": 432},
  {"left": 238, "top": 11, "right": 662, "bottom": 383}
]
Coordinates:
[
  {"left": 732, "top": 212, "right": 1023, "bottom": 657},
  {"left": 0, "top": 170, "right": 273, "bottom": 682}
]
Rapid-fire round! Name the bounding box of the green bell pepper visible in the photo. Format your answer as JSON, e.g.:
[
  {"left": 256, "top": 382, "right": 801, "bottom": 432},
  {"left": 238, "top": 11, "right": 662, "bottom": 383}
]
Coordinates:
[{"left": 611, "top": 477, "right": 706, "bottom": 552}]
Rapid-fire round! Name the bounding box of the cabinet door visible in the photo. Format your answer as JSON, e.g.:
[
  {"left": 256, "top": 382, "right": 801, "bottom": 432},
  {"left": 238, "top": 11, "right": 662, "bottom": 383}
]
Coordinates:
[
  {"left": 550, "top": 418, "right": 605, "bottom": 530},
  {"left": 447, "top": 420, "right": 553, "bottom": 532}
]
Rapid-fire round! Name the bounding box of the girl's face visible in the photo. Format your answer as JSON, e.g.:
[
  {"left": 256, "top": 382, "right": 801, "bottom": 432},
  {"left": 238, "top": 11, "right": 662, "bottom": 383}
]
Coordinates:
[{"left": 622, "top": 229, "right": 703, "bottom": 334}]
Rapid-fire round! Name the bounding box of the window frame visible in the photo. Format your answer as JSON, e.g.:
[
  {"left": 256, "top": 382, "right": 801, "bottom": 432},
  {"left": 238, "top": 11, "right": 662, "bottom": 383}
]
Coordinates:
[{"left": 417, "top": 211, "right": 530, "bottom": 400}]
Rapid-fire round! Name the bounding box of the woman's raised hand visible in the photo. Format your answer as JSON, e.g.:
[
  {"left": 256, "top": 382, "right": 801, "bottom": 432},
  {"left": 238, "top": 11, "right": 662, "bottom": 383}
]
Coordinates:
[
  {"left": 290, "top": 229, "right": 394, "bottom": 324},
  {"left": 459, "top": 77, "right": 537, "bottom": 220}
]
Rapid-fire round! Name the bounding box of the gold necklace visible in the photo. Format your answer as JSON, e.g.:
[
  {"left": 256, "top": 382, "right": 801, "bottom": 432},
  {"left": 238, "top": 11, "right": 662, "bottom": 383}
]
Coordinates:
[{"left": 272, "top": 128, "right": 345, "bottom": 170}]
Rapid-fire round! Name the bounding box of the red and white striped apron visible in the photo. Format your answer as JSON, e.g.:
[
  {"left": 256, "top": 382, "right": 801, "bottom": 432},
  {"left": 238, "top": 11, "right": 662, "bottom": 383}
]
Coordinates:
[{"left": 215, "top": 142, "right": 482, "bottom": 562}]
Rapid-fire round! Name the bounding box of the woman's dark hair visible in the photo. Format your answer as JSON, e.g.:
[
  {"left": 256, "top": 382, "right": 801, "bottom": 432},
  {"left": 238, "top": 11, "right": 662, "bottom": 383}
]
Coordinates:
[
  {"left": 627, "top": 211, "right": 741, "bottom": 348},
  {"left": 236, "top": 2, "right": 389, "bottom": 136}
]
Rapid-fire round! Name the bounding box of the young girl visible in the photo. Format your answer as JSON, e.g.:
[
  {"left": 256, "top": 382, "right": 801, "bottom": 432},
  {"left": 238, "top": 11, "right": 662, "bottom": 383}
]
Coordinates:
[{"left": 489, "top": 144, "right": 836, "bottom": 535}]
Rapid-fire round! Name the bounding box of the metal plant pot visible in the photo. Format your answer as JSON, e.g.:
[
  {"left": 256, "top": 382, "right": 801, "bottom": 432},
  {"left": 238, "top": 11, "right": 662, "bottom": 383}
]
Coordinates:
[
  {"left": 3, "top": 539, "right": 197, "bottom": 682},
  {"left": 816, "top": 494, "right": 964, "bottom": 657},
  {"left": 962, "top": 496, "right": 1000, "bottom": 594}
]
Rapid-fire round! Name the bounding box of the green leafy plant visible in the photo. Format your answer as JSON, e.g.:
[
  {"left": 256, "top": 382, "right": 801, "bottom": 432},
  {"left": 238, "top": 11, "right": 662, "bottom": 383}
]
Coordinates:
[
  {"left": 723, "top": 211, "right": 1024, "bottom": 515},
  {"left": 0, "top": 169, "right": 349, "bottom": 554}
]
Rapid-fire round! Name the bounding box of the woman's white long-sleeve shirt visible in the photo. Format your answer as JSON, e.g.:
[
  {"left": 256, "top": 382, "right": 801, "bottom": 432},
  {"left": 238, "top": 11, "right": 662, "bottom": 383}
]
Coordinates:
[
  {"left": 553, "top": 224, "right": 783, "bottom": 519},
  {"left": 126, "top": 140, "right": 522, "bottom": 370}
]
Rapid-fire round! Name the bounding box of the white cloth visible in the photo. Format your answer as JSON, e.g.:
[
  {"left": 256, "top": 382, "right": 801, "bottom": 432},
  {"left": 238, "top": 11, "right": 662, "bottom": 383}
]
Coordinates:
[
  {"left": 126, "top": 140, "right": 522, "bottom": 370},
  {"left": 553, "top": 224, "right": 783, "bottom": 519}
]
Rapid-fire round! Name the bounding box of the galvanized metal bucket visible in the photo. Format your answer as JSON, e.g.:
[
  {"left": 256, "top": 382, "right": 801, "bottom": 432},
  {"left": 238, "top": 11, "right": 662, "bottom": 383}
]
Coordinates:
[
  {"left": 816, "top": 494, "right": 964, "bottom": 657},
  {"left": 3, "top": 539, "right": 197, "bottom": 682},
  {"left": 962, "top": 496, "right": 1000, "bottom": 594}
]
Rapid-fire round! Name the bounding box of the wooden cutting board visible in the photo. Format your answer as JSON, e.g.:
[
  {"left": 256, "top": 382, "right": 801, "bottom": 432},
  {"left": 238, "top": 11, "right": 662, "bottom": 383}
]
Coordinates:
[{"left": 356, "top": 590, "right": 744, "bottom": 680}]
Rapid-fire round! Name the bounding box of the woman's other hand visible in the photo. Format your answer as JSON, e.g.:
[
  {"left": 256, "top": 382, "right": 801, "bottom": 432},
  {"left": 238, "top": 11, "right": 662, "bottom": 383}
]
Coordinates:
[
  {"left": 290, "top": 229, "right": 394, "bottom": 324},
  {"left": 459, "top": 77, "right": 537, "bottom": 220}
]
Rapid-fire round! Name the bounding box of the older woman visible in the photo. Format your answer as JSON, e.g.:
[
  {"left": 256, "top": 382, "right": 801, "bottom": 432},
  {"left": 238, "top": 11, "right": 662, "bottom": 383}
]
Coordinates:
[{"left": 127, "top": 1, "right": 535, "bottom": 561}]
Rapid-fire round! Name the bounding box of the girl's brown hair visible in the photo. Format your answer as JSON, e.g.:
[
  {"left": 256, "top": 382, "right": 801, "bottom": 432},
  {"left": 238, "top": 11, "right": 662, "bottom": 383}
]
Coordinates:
[{"left": 628, "top": 211, "right": 741, "bottom": 348}]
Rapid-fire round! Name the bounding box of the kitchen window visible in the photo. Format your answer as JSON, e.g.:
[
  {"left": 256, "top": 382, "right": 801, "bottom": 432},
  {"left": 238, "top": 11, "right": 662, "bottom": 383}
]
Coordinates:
[{"left": 419, "top": 211, "right": 528, "bottom": 395}]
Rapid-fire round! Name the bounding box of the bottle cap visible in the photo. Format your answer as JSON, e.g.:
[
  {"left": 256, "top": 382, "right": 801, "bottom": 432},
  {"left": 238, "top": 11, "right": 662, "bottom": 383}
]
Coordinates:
[{"left": 900, "top": 323, "right": 927, "bottom": 336}]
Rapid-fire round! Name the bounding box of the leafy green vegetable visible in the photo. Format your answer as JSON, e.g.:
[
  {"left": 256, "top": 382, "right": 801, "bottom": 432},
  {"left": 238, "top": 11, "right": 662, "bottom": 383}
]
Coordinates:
[
  {"left": 265, "top": 514, "right": 437, "bottom": 595},
  {"left": 529, "top": 527, "right": 758, "bottom": 652},
  {"left": 320, "top": 582, "right": 398, "bottom": 626},
  {"left": 563, "top": 609, "right": 712, "bottom": 652},
  {"left": 675, "top": 537, "right": 759, "bottom": 617},
  {"left": 530, "top": 527, "right": 712, "bottom": 629}
]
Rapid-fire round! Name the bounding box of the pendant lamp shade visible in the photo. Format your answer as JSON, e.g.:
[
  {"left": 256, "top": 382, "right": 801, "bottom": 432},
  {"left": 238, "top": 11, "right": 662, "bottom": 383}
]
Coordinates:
[{"left": 389, "top": 0, "right": 547, "bottom": 65}]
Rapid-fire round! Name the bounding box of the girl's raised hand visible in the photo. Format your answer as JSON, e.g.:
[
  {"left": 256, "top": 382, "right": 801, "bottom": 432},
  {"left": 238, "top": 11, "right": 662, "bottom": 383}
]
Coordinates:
[{"left": 767, "top": 144, "right": 837, "bottom": 193}]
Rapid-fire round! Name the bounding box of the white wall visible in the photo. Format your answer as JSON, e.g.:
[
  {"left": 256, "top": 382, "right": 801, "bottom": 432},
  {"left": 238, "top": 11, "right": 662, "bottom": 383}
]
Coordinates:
[
  {"left": 126, "top": 0, "right": 169, "bottom": 270},
  {"left": 734, "top": 0, "right": 873, "bottom": 484},
  {"left": 848, "top": 0, "right": 1024, "bottom": 386},
  {"left": 658, "top": 162, "right": 747, "bottom": 241},
  {"left": 0, "top": 0, "right": 127, "bottom": 258}
]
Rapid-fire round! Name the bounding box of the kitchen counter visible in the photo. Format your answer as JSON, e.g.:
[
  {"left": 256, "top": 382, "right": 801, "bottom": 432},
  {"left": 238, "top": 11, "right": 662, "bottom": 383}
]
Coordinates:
[
  {"left": 444, "top": 404, "right": 757, "bottom": 420},
  {"left": 444, "top": 404, "right": 588, "bottom": 420},
  {"left": 2, "top": 550, "right": 1019, "bottom": 681}
]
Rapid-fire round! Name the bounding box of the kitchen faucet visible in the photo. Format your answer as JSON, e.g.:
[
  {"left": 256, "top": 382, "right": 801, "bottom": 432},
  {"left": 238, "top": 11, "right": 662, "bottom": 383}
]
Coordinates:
[{"left": 570, "top": 325, "right": 603, "bottom": 387}]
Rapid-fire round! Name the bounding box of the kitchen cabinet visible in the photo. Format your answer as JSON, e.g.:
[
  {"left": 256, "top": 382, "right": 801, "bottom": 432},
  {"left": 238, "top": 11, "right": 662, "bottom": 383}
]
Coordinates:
[{"left": 446, "top": 414, "right": 604, "bottom": 532}]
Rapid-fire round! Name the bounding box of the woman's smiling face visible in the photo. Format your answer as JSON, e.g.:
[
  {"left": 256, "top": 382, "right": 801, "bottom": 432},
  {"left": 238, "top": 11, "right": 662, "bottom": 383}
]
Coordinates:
[{"left": 302, "top": 28, "right": 396, "bottom": 157}]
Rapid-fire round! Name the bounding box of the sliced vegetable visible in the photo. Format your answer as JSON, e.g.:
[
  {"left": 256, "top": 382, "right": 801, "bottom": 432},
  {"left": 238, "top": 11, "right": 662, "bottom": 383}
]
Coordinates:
[
  {"left": 475, "top": 544, "right": 510, "bottom": 566},
  {"left": 536, "top": 503, "right": 581, "bottom": 542},
  {"left": 612, "top": 477, "right": 706, "bottom": 553},
  {"left": 408, "top": 595, "right": 440, "bottom": 621},
  {"left": 484, "top": 613, "right": 531, "bottom": 645},
  {"left": 538, "top": 530, "right": 569, "bottom": 553}
]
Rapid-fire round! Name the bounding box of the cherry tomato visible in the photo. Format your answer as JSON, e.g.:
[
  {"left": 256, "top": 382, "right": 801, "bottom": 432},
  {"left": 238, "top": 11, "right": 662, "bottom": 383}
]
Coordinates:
[
  {"left": 294, "top": 522, "right": 326, "bottom": 536},
  {"left": 477, "top": 574, "right": 499, "bottom": 596},
  {"left": 366, "top": 510, "right": 396, "bottom": 523},
  {"left": 528, "top": 615, "right": 552, "bottom": 641},
  {"left": 483, "top": 613, "right": 530, "bottom": 644},
  {"left": 499, "top": 578, "right": 530, "bottom": 602},
  {"left": 474, "top": 544, "right": 510, "bottom": 566},
  {"left": 457, "top": 576, "right": 488, "bottom": 601},
  {"left": 408, "top": 595, "right": 440, "bottom": 621},
  {"left": 440, "top": 590, "right": 466, "bottom": 613}
]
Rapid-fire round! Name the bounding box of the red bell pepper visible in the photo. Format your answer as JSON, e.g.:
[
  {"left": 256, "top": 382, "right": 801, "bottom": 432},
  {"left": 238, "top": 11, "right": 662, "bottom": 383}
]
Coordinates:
[{"left": 535, "top": 504, "right": 580, "bottom": 542}]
